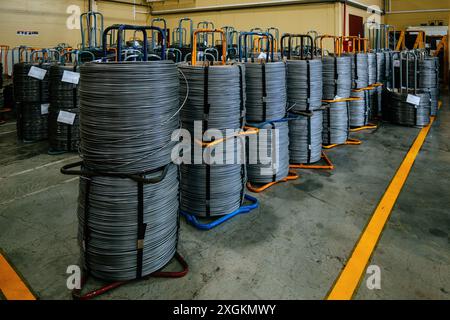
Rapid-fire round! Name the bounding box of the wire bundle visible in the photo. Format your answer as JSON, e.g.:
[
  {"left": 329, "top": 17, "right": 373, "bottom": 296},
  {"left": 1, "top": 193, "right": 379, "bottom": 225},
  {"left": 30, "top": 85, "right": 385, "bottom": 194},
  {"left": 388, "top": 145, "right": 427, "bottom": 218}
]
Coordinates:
[
  {"left": 376, "top": 52, "right": 386, "bottom": 83},
  {"left": 416, "top": 57, "right": 440, "bottom": 116},
  {"left": 384, "top": 51, "right": 393, "bottom": 87},
  {"left": 77, "top": 163, "right": 179, "bottom": 281},
  {"left": 13, "top": 62, "right": 53, "bottom": 141},
  {"left": 349, "top": 90, "right": 368, "bottom": 127},
  {"left": 384, "top": 91, "right": 431, "bottom": 127},
  {"left": 322, "top": 55, "right": 352, "bottom": 100},
  {"left": 322, "top": 101, "right": 349, "bottom": 145},
  {"left": 245, "top": 61, "right": 286, "bottom": 122},
  {"left": 79, "top": 61, "right": 180, "bottom": 173},
  {"left": 49, "top": 64, "right": 80, "bottom": 152},
  {"left": 247, "top": 121, "right": 289, "bottom": 184},
  {"left": 367, "top": 52, "right": 377, "bottom": 85},
  {"left": 289, "top": 110, "right": 323, "bottom": 164},
  {"left": 77, "top": 60, "right": 181, "bottom": 281},
  {"left": 178, "top": 63, "right": 245, "bottom": 133},
  {"left": 348, "top": 53, "right": 368, "bottom": 89},
  {"left": 286, "top": 59, "right": 323, "bottom": 111}
]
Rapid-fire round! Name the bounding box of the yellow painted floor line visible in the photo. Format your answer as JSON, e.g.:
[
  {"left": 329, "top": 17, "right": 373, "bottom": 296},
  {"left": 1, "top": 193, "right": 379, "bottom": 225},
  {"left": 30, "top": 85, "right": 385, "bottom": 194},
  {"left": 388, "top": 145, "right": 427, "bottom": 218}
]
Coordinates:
[
  {"left": 0, "top": 253, "right": 36, "bottom": 300},
  {"left": 327, "top": 107, "right": 440, "bottom": 300}
]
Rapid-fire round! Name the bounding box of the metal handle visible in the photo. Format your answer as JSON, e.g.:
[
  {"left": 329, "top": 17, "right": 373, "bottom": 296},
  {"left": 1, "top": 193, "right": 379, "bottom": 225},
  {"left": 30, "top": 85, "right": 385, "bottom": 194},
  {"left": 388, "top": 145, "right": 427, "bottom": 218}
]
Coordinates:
[
  {"left": 239, "top": 31, "right": 274, "bottom": 62},
  {"left": 192, "top": 29, "right": 226, "bottom": 65},
  {"left": 280, "top": 34, "right": 314, "bottom": 60}
]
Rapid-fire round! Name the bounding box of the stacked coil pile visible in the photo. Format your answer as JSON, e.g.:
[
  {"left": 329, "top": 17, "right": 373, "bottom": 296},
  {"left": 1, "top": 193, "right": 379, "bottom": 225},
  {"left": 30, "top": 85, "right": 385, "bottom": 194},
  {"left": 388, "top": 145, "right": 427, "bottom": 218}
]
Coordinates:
[
  {"left": 367, "top": 53, "right": 377, "bottom": 85},
  {"left": 384, "top": 91, "right": 431, "bottom": 127},
  {"left": 384, "top": 51, "right": 393, "bottom": 88},
  {"left": 179, "top": 63, "right": 247, "bottom": 217},
  {"left": 77, "top": 61, "right": 180, "bottom": 281},
  {"left": 247, "top": 121, "right": 290, "bottom": 184},
  {"left": 376, "top": 52, "right": 386, "bottom": 84},
  {"left": 323, "top": 101, "right": 349, "bottom": 145},
  {"left": 13, "top": 62, "right": 52, "bottom": 141},
  {"left": 48, "top": 65, "right": 80, "bottom": 152},
  {"left": 349, "top": 90, "right": 368, "bottom": 127},
  {"left": 417, "top": 57, "right": 440, "bottom": 116},
  {"left": 289, "top": 110, "right": 323, "bottom": 164},
  {"left": 322, "top": 55, "right": 352, "bottom": 100}
]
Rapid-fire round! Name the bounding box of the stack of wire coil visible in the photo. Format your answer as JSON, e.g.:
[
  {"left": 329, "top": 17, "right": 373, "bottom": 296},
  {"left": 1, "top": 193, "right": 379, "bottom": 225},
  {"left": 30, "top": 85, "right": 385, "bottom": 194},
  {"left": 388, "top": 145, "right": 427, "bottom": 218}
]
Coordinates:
[
  {"left": 77, "top": 61, "right": 180, "bottom": 281},
  {"left": 13, "top": 62, "right": 52, "bottom": 142},
  {"left": 322, "top": 101, "right": 349, "bottom": 145},
  {"left": 367, "top": 52, "right": 378, "bottom": 118},
  {"left": 349, "top": 90, "right": 368, "bottom": 127},
  {"left": 48, "top": 64, "right": 80, "bottom": 153},
  {"left": 244, "top": 60, "right": 290, "bottom": 185},
  {"left": 416, "top": 57, "right": 440, "bottom": 116},
  {"left": 383, "top": 91, "right": 431, "bottom": 127},
  {"left": 178, "top": 63, "right": 247, "bottom": 217},
  {"left": 286, "top": 58, "right": 324, "bottom": 164},
  {"left": 322, "top": 55, "right": 352, "bottom": 100}
]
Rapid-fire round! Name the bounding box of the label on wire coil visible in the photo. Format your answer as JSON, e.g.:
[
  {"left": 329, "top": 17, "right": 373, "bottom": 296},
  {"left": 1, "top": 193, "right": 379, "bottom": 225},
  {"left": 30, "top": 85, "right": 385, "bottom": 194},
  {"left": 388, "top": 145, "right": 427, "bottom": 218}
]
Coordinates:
[
  {"left": 57, "top": 110, "right": 76, "bottom": 125},
  {"left": 28, "top": 66, "right": 47, "bottom": 80},
  {"left": 62, "top": 70, "right": 80, "bottom": 84},
  {"left": 406, "top": 94, "right": 421, "bottom": 106},
  {"left": 40, "top": 103, "right": 49, "bottom": 115}
]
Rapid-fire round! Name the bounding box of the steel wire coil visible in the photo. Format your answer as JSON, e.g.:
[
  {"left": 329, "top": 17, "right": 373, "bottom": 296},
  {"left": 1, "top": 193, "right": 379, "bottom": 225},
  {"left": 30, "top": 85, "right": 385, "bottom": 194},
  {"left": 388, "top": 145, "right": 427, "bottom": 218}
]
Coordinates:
[
  {"left": 383, "top": 91, "right": 431, "bottom": 127},
  {"left": 376, "top": 52, "right": 386, "bottom": 83},
  {"left": 49, "top": 64, "right": 80, "bottom": 109},
  {"left": 244, "top": 61, "right": 287, "bottom": 122},
  {"left": 367, "top": 52, "right": 377, "bottom": 85},
  {"left": 384, "top": 51, "right": 393, "bottom": 87},
  {"left": 286, "top": 59, "right": 323, "bottom": 111},
  {"left": 322, "top": 101, "right": 349, "bottom": 145},
  {"left": 79, "top": 61, "right": 180, "bottom": 173},
  {"left": 426, "top": 87, "right": 439, "bottom": 116},
  {"left": 289, "top": 110, "right": 323, "bottom": 164},
  {"left": 418, "top": 57, "right": 439, "bottom": 89},
  {"left": 322, "top": 55, "right": 352, "bottom": 100},
  {"left": 247, "top": 121, "right": 289, "bottom": 184},
  {"left": 349, "top": 90, "right": 368, "bottom": 127},
  {"left": 13, "top": 62, "right": 52, "bottom": 103},
  {"left": 346, "top": 53, "right": 368, "bottom": 89},
  {"left": 48, "top": 107, "right": 80, "bottom": 152},
  {"left": 368, "top": 87, "right": 378, "bottom": 119},
  {"left": 77, "top": 163, "right": 179, "bottom": 281},
  {"left": 178, "top": 63, "right": 245, "bottom": 133},
  {"left": 180, "top": 161, "right": 245, "bottom": 217},
  {"left": 16, "top": 102, "right": 48, "bottom": 141}
]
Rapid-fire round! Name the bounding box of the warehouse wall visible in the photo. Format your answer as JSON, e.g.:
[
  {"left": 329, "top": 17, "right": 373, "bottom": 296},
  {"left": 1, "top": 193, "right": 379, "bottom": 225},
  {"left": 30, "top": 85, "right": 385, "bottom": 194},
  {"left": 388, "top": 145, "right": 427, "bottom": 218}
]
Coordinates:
[
  {"left": 149, "top": 0, "right": 384, "bottom": 44},
  {"left": 0, "top": 0, "right": 147, "bottom": 50},
  {"left": 385, "top": 0, "right": 450, "bottom": 29}
]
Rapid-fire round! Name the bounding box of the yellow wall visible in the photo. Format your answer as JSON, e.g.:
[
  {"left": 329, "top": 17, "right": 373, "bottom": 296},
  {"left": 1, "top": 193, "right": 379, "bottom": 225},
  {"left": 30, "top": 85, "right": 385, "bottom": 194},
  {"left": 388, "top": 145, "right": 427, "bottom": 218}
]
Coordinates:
[
  {"left": 0, "top": 0, "right": 147, "bottom": 49},
  {"left": 386, "top": 0, "right": 450, "bottom": 29}
]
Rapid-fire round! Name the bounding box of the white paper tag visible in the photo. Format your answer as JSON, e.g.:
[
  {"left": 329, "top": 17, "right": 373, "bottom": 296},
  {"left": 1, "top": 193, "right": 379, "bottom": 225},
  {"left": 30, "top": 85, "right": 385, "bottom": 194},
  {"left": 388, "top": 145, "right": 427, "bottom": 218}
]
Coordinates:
[
  {"left": 57, "top": 111, "right": 76, "bottom": 125},
  {"left": 334, "top": 95, "right": 342, "bottom": 100},
  {"left": 28, "top": 66, "right": 47, "bottom": 80},
  {"left": 407, "top": 94, "right": 421, "bottom": 106},
  {"left": 40, "top": 103, "right": 49, "bottom": 115},
  {"left": 62, "top": 70, "right": 80, "bottom": 84},
  {"left": 393, "top": 60, "right": 400, "bottom": 67}
]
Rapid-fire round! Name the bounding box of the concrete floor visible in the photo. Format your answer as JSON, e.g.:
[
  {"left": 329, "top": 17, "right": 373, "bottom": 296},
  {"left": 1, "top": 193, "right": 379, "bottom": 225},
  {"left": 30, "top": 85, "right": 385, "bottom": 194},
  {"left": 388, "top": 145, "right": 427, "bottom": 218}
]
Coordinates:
[{"left": 0, "top": 94, "right": 449, "bottom": 300}]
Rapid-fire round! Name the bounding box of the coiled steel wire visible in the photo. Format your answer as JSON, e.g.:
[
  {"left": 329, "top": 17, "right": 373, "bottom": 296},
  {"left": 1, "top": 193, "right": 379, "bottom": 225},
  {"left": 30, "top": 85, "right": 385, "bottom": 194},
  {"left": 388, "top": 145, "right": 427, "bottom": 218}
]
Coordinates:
[
  {"left": 244, "top": 61, "right": 287, "bottom": 122},
  {"left": 376, "top": 52, "right": 386, "bottom": 83},
  {"left": 322, "top": 101, "right": 349, "bottom": 145},
  {"left": 77, "top": 163, "right": 179, "bottom": 281},
  {"left": 346, "top": 53, "right": 368, "bottom": 89},
  {"left": 349, "top": 90, "right": 368, "bottom": 127},
  {"left": 367, "top": 52, "right": 377, "bottom": 85},
  {"left": 322, "top": 55, "right": 352, "bottom": 100},
  {"left": 79, "top": 61, "right": 180, "bottom": 173},
  {"left": 286, "top": 59, "right": 323, "bottom": 111},
  {"left": 247, "top": 121, "right": 289, "bottom": 184},
  {"left": 383, "top": 91, "right": 431, "bottom": 127},
  {"left": 288, "top": 110, "right": 323, "bottom": 164}
]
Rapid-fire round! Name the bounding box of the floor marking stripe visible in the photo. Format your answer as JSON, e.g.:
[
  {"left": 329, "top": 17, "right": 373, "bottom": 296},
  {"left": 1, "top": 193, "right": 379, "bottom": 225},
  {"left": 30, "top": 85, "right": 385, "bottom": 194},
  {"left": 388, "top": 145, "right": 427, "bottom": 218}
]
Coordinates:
[
  {"left": 0, "top": 156, "right": 79, "bottom": 180},
  {"left": 0, "top": 253, "right": 36, "bottom": 300},
  {"left": 327, "top": 113, "right": 438, "bottom": 300}
]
